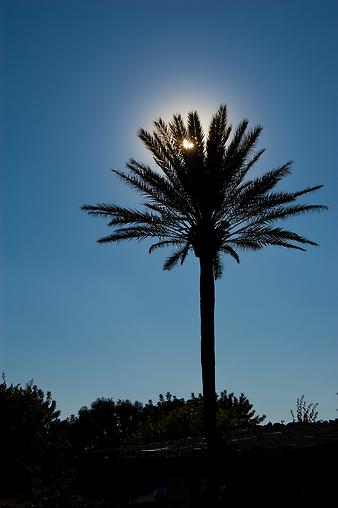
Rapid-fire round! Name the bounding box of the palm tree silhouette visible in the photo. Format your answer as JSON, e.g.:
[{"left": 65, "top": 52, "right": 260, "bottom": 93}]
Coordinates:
[{"left": 82, "top": 105, "right": 325, "bottom": 454}]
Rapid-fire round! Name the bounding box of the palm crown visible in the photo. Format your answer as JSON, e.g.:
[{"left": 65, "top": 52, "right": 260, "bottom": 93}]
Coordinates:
[{"left": 82, "top": 105, "right": 325, "bottom": 277}]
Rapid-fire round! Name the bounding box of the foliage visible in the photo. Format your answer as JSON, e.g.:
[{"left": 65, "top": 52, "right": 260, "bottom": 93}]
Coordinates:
[
  {"left": 217, "top": 390, "right": 265, "bottom": 428},
  {"left": 0, "top": 374, "right": 263, "bottom": 504},
  {"left": 0, "top": 376, "right": 119, "bottom": 506},
  {"left": 68, "top": 397, "right": 143, "bottom": 450},
  {"left": 68, "top": 390, "right": 265, "bottom": 449},
  {"left": 0, "top": 374, "right": 71, "bottom": 499},
  {"left": 290, "top": 395, "right": 319, "bottom": 423}
]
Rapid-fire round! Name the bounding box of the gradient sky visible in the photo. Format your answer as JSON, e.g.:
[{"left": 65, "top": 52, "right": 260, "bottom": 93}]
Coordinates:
[{"left": 1, "top": 0, "right": 337, "bottom": 424}]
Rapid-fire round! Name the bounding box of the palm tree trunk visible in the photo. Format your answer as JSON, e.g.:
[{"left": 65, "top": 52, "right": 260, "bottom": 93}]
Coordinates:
[
  {"left": 199, "top": 255, "right": 218, "bottom": 506},
  {"left": 199, "top": 255, "right": 217, "bottom": 449}
]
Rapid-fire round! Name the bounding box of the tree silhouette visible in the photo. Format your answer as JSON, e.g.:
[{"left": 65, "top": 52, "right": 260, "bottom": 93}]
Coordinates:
[
  {"left": 68, "top": 391, "right": 265, "bottom": 450},
  {"left": 82, "top": 105, "right": 325, "bottom": 463},
  {"left": 0, "top": 375, "right": 69, "bottom": 500}
]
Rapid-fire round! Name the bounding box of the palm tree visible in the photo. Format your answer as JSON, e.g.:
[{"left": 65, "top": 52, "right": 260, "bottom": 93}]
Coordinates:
[{"left": 82, "top": 105, "right": 325, "bottom": 453}]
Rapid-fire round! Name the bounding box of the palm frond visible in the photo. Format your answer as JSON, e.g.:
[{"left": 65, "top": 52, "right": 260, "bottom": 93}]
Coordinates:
[
  {"left": 229, "top": 225, "right": 318, "bottom": 252},
  {"left": 169, "top": 114, "right": 188, "bottom": 141},
  {"left": 138, "top": 128, "right": 184, "bottom": 179},
  {"left": 97, "top": 225, "right": 166, "bottom": 244},
  {"left": 213, "top": 254, "right": 223, "bottom": 279},
  {"left": 148, "top": 240, "right": 183, "bottom": 254},
  {"left": 125, "top": 160, "right": 191, "bottom": 211},
  {"left": 81, "top": 203, "right": 116, "bottom": 217},
  {"left": 226, "top": 126, "right": 262, "bottom": 170},
  {"left": 137, "top": 129, "right": 164, "bottom": 161},
  {"left": 212, "top": 147, "right": 266, "bottom": 222},
  {"left": 238, "top": 126, "right": 263, "bottom": 157},
  {"left": 153, "top": 117, "right": 170, "bottom": 139},
  {"left": 244, "top": 203, "right": 327, "bottom": 227},
  {"left": 244, "top": 148, "right": 266, "bottom": 173},
  {"left": 228, "top": 238, "right": 263, "bottom": 251},
  {"left": 206, "top": 105, "right": 231, "bottom": 170},
  {"left": 208, "top": 105, "right": 230, "bottom": 146},
  {"left": 221, "top": 126, "right": 263, "bottom": 192},
  {"left": 225, "top": 119, "right": 249, "bottom": 159},
  {"left": 236, "top": 185, "right": 325, "bottom": 220},
  {"left": 82, "top": 203, "right": 167, "bottom": 227},
  {"left": 238, "top": 162, "right": 293, "bottom": 200},
  {"left": 187, "top": 111, "right": 205, "bottom": 148},
  {"left": 221, "top": 245, "right": 240, "bottom": 263},
  {"left": 113, "top": 168, "right": 189, "bottom": 219},
  {"left": 163, "top": 243, "right": 191, "bottom": 271}
]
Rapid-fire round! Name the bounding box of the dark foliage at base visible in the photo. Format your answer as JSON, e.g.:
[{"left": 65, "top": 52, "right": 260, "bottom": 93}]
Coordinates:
[
  {"left": 68, "top": 391, "right": 265, "bottom": 451},
  {"left": 0, "top": 376, "right": 264, "bottom": 506},
  {"left": 0, "top": 375, "right": 71, "bottom": 501},
  {"left": 0, "top": 377, "right": 110, "bottom": 506}
]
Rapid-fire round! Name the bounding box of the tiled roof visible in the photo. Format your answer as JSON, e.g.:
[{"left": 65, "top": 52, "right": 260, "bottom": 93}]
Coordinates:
[
  {"left": 81, "top": 419, "right": 338, "bottom": 461},
  {"left": 220, "top": 420, "right": 338, "bottom": 456}
]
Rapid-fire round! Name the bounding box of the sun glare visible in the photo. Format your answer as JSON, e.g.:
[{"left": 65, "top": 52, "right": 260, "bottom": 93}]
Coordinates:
[{"left": 182, "top": 139, "right": 194, "bottom": 149}]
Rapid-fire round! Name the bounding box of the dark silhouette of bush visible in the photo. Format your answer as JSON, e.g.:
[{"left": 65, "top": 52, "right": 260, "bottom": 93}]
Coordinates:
[
  {"left": 291, "top": 395, "right": 319, "bottom": 423},
  {"left": 0, "top": 375, "right": 264, "bottom": 505},
  {"left": 68, "top": 390, "right": 265, "bottom": 450},
  {"left": 0, "top": 376, "right": 118, "bottom": 506},
  {"left": 0, "top": 375, "right": 71, "bottom": 500}
]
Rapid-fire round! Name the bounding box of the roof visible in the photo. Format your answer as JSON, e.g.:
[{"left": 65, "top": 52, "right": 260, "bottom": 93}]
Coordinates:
[{"left": 79, "top": 419, "right": 338, "bottom": 462}]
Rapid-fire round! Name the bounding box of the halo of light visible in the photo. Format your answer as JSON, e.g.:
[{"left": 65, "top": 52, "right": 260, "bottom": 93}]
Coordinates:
[{"left": 182, "top": 139, "right": 194, "bottom": 149}]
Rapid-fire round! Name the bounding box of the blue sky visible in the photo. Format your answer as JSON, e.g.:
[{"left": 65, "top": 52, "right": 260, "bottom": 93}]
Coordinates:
[{"left": 1, "top": 0, "right": 337, "bottom": 423}]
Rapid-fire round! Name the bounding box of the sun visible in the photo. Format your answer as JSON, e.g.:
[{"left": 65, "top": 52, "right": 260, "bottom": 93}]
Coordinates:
[{"left": 182, "top": 138, "right": 194, "bottom": 149}]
